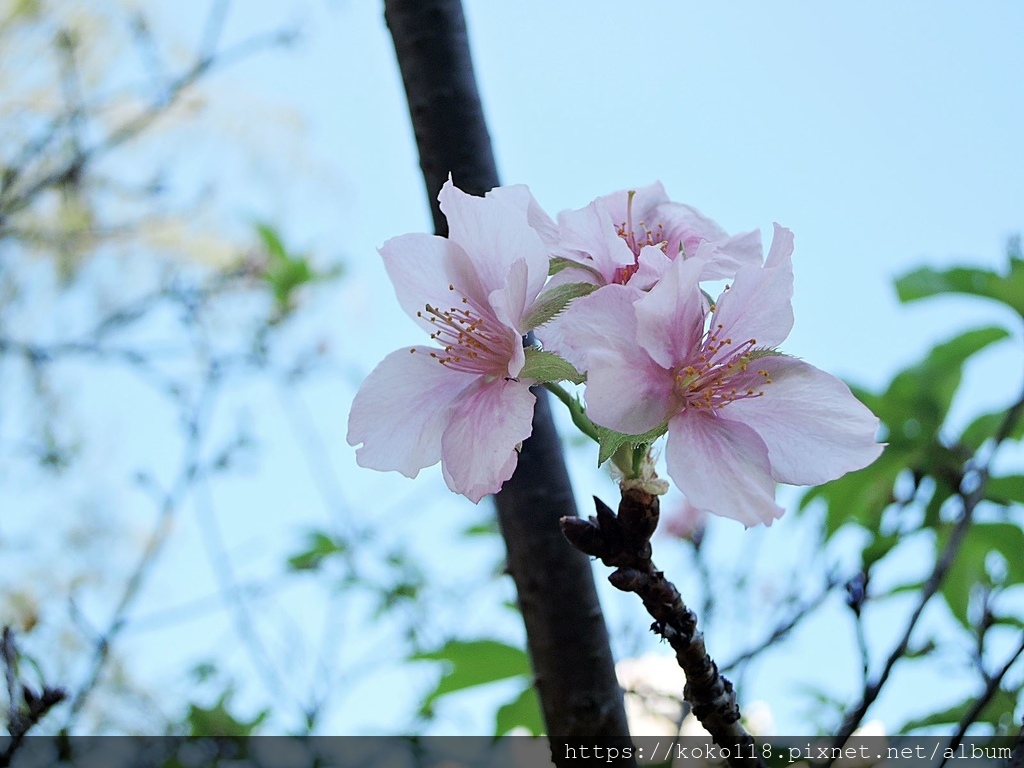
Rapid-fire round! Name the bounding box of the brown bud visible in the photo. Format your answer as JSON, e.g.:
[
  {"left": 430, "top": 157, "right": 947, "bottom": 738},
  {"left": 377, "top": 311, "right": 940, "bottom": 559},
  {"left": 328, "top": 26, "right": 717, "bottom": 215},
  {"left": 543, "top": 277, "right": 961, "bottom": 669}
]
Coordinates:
[
  {"left": 608, "top": 566, "right": 645, "bottom": 592},
  {"left": 559, "top": 516, "right": 606, "bottom": 558}
]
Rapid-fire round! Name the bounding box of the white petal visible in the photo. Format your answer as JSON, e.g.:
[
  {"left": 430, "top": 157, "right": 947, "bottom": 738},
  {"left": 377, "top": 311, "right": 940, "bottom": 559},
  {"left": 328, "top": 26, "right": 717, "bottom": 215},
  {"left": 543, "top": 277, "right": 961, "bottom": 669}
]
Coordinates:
[
  {"left": 723, "top": 356, "right": 883, "bottom": 486},
  {"left": 347, "top": 347, "right": 473, "bottom": 477},
  {"left": 666, "top": 410, "right": 784, "bottom": 527},
  {"left": 440, "top": 378, "right": 535, "bottom": 503}
]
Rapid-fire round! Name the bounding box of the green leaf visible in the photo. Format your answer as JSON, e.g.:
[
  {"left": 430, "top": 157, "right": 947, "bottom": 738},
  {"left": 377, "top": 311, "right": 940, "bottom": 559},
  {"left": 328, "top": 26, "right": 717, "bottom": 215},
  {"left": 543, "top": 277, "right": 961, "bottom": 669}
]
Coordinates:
[
  {"left": 937, "top": 522, "right": 1024, "bottom": 628},
  {"left": 256, "top": 222, "right": 343, "bottom": 316},
  {"left": 960, "top": 409, "right": 1024, "bottom": 451},
  {"left": 548, "top": 257, "right": 603, "bottom": 282},
  {"left": 899, "top": 687, "right": 1019, "bottom": 733},
  {"left": 287, "top": 531, "right": 347, "bottom": 572},
  {"left": 411, "top": 640, "right": 531, "bottom": 712},
  {"left": 985, "top": 475, "right": 1024, "bottom": 508},
  {"left": 596, "top": 423, "right": 668, "bottom": 467},
  {"left": 895, "top": 255, "right": 1024, "bottom": 318},
  {"left": 519, "top": 348, "right": 585, "bottom": 385},
  {"left": 186, "top": 690, "right": 268, "bottom": 737},
  {"left": 495, "top": 684, "right": 544, "bottom": 736},
  {"left": 881, "top": 327, "right": 1010, "bottom": 444},
  {"left": 799, "top": 446, "right": 905, "bottom": 536},
  {"left": 992, "top": 613, "right": 1024, "bottom": 631},
  {"left": 862, "top": 532, "right": 900, "bottom": 569},
  {"left": 522, "top": 282, "right": 597, "bottom": 330},
  {"left": 256, "top": 222, "right": 288, "bottom": 261}
]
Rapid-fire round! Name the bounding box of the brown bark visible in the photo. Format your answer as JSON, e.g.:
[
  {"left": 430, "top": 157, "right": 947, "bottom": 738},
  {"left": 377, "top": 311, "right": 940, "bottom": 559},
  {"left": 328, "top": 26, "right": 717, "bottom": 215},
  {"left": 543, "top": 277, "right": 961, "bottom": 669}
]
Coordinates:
[{"left": 382, "top": 0, "right": 633, "bottom": 757}]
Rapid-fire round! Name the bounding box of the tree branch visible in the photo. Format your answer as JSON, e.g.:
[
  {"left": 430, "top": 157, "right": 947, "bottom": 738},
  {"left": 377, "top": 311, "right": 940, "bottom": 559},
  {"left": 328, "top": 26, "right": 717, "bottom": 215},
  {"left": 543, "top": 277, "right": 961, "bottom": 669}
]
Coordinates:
[
  {"left": 383, "top": 0, "right": 633, "bottom": 756},
  {"left": 562, "top": 487, "right": 764, "bottom": 768}
]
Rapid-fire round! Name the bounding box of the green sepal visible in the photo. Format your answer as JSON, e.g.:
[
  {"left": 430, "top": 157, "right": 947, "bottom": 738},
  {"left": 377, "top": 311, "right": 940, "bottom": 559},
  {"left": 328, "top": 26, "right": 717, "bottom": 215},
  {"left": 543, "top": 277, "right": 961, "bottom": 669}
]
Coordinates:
[
  {"left": 596, "top": 423, "right": 668, "bottom": 467},
  {"left": 519, "top": 347, "right": 585, "bottom": 385},
  {"left": 747, "top": 348, "right": 790, "bottom": 361},
  {"left": 522, "top": 282, "right": 597, "bottom": 330},
  {"left": 547, "top": 256, "right": 605, "bottom": 282}
]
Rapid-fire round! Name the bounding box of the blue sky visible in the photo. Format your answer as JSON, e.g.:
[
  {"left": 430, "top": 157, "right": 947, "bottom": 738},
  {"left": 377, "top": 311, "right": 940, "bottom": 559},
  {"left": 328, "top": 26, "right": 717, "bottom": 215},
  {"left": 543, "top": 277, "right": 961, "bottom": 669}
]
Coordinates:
[
  {"left": 9, "top": 0, "right": 1021, "bottom": 736},
  {"left": 209, "top": 0, "right": 1023, "bottom": 733}
]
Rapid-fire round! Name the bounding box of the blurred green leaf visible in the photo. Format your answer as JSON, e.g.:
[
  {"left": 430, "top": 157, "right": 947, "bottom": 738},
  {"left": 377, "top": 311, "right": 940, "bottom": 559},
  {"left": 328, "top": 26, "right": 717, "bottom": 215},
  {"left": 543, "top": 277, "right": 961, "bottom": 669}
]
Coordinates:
[
  {"left": 938, "top": 522, "right": 1024, "bottom": 628},
  {"left": 862, "top": 532, "right": 900, "bottom": 570},
  {"left": 800, "top": 447, "right": 904, "bottom": 536},
  {"left": 287, "top": 530, "right": 347, "bottom": 572},
  {"left": 411, "top": 639, "right": 531, "bottom": 712},
  {"left": 882, "top": 327, "right": 1009, "bottom": 444},
  {"left": 806, "top": 327, "right": 1007, "bottom": 539},
  {"left": 985, "top": 474, "right": 1024, "bottom": 508},
  {"left": 463, "top": 520, "right": 498, "bottom": 537},
  {"left": 959, "top": 409, "right": 1024, "bottom": 451},
  {"left": 495, "top": 683, "right": 544, "bottom": 736},
  {"left": 185, "top": 690, "right": 267, "bottom": 737},
  {"left": 895, "top": 252, "right": 1024, "bottom": 317},
  {"left": 256, "top": 222, "right": 343, "bottom": 317},
  {"left": 900, "top": 686, "right": 1018, "bottom": 733}
]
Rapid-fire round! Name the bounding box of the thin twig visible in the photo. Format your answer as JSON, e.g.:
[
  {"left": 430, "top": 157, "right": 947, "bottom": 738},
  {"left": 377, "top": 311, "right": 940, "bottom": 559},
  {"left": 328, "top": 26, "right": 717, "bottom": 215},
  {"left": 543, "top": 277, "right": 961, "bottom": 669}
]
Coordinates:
[
  {"left": 722, "top": 579, "right": 839, "bottom": 674},
  {"left": 63, "top": 370, "right": 218, "bottom": 729},
  {"left": 940, "top": 635, "right": 1024, "bottom": 765},
  {"left": 834, "top": 382, "right": 1024, "bottom": 745}
]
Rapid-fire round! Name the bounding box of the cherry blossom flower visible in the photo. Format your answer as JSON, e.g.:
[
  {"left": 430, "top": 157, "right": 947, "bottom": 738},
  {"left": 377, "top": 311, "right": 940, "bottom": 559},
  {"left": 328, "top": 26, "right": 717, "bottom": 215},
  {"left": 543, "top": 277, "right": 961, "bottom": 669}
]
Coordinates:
[
  {"left": 557, "top": 225, "right": 883, "bottom": 526},
  {"left": 346, "top": 180, "right": 554, "bottom": 503},
  {"left": 552, "top": 182, "right": 763, "bottom": 290}
]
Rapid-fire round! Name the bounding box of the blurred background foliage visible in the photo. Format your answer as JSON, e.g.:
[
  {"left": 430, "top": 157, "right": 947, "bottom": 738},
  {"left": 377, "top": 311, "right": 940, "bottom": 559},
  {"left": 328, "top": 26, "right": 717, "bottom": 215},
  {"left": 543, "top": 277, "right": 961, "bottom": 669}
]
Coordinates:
[{"left": 0, "top": 0, "right": 1020, "bottom": 747}]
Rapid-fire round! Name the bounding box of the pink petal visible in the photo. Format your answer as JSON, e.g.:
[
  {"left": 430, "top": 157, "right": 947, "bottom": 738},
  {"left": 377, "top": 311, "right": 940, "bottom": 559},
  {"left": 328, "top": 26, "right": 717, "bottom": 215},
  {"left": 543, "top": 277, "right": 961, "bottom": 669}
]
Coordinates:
[
  {"left": 634, "top": 254, "right": 707, "bottom": 369},
  {"left": 484, "top": 183, "right": 560, "bottom": 251},
  {"left": 722, "top": 356, "right": 883, "bottom": 486},
  {"left": 440, "top": 378, "right": 535, "bottom": 503},
  {"left": 379, "top": 234, "right": 485, "bottom": 330},
  {"left": 666, "top": 409, "right": 784, "bottom": 527},
  {"left": 601, "top": 182, "right": 669, "bottom": 228},
  {"left": 765, "top": 222, "right": 795, "bottom": 269},
  {"left": 439, "top": 180, "right": 550, "bottom": 302},
  {"left": 697, "top": 229, "right": 764, "bottom": 281},
  {"left": 654, "top": 201, "right": 730, "bottom": 254},
  {"left": 628, "top": 244, "right": 673, "bottom": 291},
  {"left": 489, "top": 258, "right": 532, "bottom": 337},
  {"left": 556, "top": 198, "right": 635, "bottom": 284},
  {"left": 347, "top": 346, "right": 473, "bottom": 477},
  {"left": 584, "top": 347, "right": 678, "bottom": 435},
  {"left": 546, "top": 283, "right": 641, "bottom": 369},
  {"left": 710, "top": 226, "right": 795, "bottom": 352},
  {"left": 556, "top": 285, "right": 676, "bottom": 434}
]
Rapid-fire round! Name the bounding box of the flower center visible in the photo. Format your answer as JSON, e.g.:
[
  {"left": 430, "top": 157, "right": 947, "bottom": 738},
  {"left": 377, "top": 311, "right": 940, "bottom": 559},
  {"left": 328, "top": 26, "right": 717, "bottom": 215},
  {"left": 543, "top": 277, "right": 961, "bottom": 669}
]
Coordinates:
[
  {"left": 674, "top": 323, "right": 772, "bottom": 410},
  {"left": 612, "top": 190, "right": 666, "bottom": 285},
  {"left": 412, "top": 284, "right": 513, "bottom": 375}
]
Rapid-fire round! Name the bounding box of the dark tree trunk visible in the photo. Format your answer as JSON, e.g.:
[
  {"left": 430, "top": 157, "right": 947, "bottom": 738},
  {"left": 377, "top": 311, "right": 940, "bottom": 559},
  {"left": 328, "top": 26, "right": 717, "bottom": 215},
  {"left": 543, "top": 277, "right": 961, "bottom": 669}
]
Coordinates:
[{"left": 383, "top": 0, "right": 633, "bottom": 756}]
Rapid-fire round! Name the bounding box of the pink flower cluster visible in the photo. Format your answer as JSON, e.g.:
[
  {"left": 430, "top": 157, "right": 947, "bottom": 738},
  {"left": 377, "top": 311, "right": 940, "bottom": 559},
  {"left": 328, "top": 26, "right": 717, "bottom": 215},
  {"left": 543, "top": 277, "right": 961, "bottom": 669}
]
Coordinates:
[{"left": 348, "top": 180, "right": 883, "bottom": 525}]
